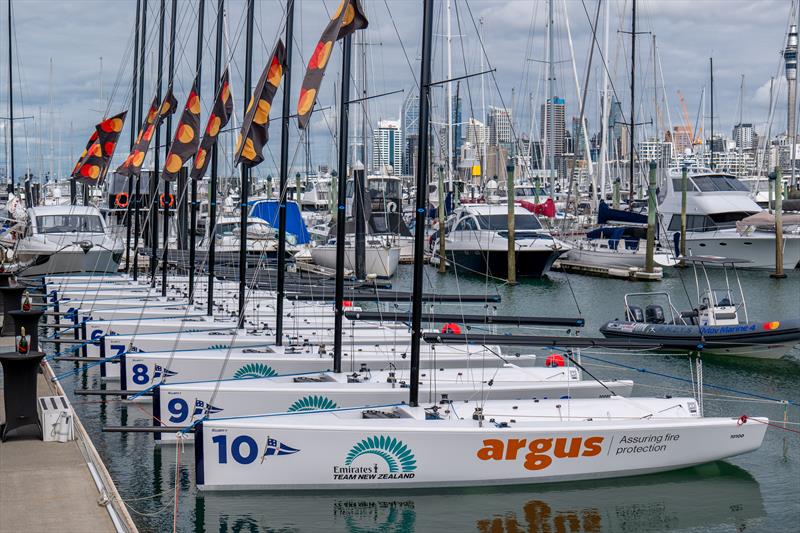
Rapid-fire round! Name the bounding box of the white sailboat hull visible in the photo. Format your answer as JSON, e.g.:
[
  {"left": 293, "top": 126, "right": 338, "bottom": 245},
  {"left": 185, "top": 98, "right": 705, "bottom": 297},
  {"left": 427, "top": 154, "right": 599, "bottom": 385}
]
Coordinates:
[
  {"left": 310, "top": 244, "right": 400, "bottom": 278},
  {"left": 195, "top": 404, "right": 766, "bottom": 490}
]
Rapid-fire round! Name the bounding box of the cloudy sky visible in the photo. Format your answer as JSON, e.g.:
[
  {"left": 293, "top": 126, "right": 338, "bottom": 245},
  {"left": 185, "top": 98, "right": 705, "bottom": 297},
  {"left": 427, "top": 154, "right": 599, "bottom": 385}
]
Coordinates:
[{"left": 2, "top": 0, "right": 796, "bottom": 181}]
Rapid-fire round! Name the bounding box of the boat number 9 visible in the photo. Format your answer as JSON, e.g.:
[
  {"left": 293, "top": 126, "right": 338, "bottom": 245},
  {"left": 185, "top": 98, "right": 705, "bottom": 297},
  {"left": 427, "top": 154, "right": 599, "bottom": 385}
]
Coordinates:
[
  {"left": 167, "top": 398, "right": 188, "bottom": 423},
  {"left": 131, "top": 364, "right": 149, "bottom": 385},
  {"left": 211, "top": 435, "right": 258, "bottom": 464}
]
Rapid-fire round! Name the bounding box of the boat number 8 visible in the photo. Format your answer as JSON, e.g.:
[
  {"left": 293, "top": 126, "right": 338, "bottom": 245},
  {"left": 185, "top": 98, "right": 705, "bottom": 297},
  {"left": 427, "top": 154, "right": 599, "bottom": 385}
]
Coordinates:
[
  {"left": 167, "top": 398, "right": 188, "bottom": 423},
  {"left": 211, "top": 435, "right": 258, "bottom": 464},
  {"left": 131, "top": 364, "right": 149, "bottom": 385}
]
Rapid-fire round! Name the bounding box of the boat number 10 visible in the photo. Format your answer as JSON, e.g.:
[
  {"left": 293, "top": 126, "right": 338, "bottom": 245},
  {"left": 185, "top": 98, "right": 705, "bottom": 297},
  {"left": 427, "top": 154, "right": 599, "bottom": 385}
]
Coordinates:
[{"left": 211, "top": 435, "right": 260, "bottom": 464}]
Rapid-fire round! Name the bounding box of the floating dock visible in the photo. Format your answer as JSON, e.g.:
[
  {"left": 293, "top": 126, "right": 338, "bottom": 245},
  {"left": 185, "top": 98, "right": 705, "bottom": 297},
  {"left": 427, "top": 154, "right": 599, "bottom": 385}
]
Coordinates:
[
  {"left": 0, "top": 337, "right": 137, "bottom": 532},
  {"left": 552, "top": 259, "right": 664, "bottom": 281}
]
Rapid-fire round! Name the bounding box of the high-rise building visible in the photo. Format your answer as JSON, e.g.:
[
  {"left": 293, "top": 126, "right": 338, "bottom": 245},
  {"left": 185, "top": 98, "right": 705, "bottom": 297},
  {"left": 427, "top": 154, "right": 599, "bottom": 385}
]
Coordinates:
[
  {"left": 372, "top": 120, "right": 402, "bottom": 176},
  {"left": 672, "top": 125, "right": 694, "bottom": 155},
  {"left": 540, "top": 97, "right": 566, "bottom": 176},
  {"left": 465, "top": 118, "right": 488, "bottom": 152},
  {"left": 488, "top": 106, "right": 513, "bottom": 147},
  {"left": 401, "top": 93, "right": 419, "bottom": 174},
  {"left": 451, "top": 96, "right": 463, "bottom": 168},
  {"left": 571, "top": 116, "right": 587, "bottom": 158},
  {"left": 732, "top": 123, "right": 756, "bottom": 151}
]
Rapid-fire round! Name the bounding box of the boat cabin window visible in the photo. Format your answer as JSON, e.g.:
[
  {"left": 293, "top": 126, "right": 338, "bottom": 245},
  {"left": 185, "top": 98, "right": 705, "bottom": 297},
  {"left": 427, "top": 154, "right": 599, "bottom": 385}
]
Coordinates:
[
  {"left": 476, "top": 214, "right": 542, "bottom": 231},
  {"left": 36, "top": 214, "right": 104, "bottom": 234},
  {"left": 215, "top": 223, "right": 238, "bottom": 237},
  {"left": 455, "top": 216, "right": 479, "bottom": 231},
  {"left": 368, "top": 179, "right": 402, "bottom": 199},
  {"left": 671, "top": 179, "right": 697, "bottom": 193},
  {"left": 690, "top": 175, "right": 749, "bottom": 192},
  {"left": 668, "top": 212, "right": 754, "bottom": 232}
]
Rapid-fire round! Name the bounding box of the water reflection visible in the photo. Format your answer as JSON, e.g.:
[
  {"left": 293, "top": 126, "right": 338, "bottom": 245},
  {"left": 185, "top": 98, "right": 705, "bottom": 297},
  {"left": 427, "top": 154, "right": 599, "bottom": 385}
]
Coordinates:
[{"left": 197, "top": 462, "right": 764, "bottom": 533}]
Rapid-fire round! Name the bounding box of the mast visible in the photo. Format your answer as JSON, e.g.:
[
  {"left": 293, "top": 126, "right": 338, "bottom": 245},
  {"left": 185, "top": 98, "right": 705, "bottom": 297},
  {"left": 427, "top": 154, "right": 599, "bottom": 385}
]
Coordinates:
[
  {"left": 737, "top": 74, "right": 743, "bottom": 160},
  {"left": 333, "top": 34, "right": 353, "bottom": 373},
  {"left": 133, "top": 0, "right": 148, "bottom": 281},
  {"left": 547, "top": 0, "right": 555, "bottom": 199},
  {"left": 354, "top": 31, "right": 366, "bottom": 280},
  {"left": 275, "top": 0, "right": 294, "bottom": 344},
  {"left": 479, "top": 17, "right": 486, "bottom": 184},
  {"left": 446, "top": 0, "right": 453, "bottom": 182},
  {"left": 7, "top": 0, "right": 14, "bottom": 194},
  {"left": 161, "top": 0, "right": 177, "bottom": 297},
  {"left": 188, "top": 0, "right": 204, "bottom": 302},
  {"left": 709, "top": 57, "right": 714, "bottom": 169},
  {"left": 628, "top": 0, "right": 636, "bottom": 209},
  {"left": 207, "top": 0, "right": 223, "bottom": 316},
  {"left": 238, "top": 0, "right": 254, "bottom": 324},
  {"left": 410, "top": 0, "right": 434, "bottom": 407},
  {"left": 150, "top": 0, "right": 166, "bottom": 285},
  {"left": 598, "top": 0, "right": 609, "bottom": 203},
  {"left": 126, "top": 0, "right": 142, "bottom": 276}
]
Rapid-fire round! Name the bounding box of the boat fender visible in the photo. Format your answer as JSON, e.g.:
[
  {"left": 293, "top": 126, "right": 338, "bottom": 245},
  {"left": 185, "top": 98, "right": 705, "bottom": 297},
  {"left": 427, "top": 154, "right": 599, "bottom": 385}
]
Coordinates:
[
  {"left": 114, "top": 192, "right": 129, "bottom": 208},
  {"left": 441, "top": 322, "right": 461, "bottom": 334},
  {"left": 545, "top": 354, "right": 565, "bottom": 367},
  {"left": 159, "top": 193, "right": 175, "bottom": 208},
  {"left": 386, "top": 201, "right": 398, "bottom": 213}
]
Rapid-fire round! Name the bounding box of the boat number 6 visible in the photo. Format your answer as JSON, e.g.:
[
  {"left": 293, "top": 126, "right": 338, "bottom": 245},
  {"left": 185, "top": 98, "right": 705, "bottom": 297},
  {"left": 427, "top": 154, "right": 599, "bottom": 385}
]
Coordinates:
[{"left": 211, "top": 435, "right": 259, "bottom": 464}]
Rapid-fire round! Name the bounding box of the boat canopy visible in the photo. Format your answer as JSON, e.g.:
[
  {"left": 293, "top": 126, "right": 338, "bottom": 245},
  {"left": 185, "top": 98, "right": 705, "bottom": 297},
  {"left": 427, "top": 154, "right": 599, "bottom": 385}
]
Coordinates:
[
  {"left": 597, "top": 200, "right": 647, "bottom": 225},
  {"left": 250, "top": 200, "right": 311, "bottom": 244}
]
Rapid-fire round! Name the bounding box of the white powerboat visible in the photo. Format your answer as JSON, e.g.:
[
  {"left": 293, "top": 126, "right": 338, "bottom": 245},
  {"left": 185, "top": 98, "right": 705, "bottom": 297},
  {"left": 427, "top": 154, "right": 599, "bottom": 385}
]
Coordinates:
[
  {"left": 434, "top": 204, "right": 569, "bottom": 278},
  {"left": 12, "top": 205, "right": 123, "bottom": 277},
  {"left": 660, "top": 166, "right": 800, "bottom": 269}
]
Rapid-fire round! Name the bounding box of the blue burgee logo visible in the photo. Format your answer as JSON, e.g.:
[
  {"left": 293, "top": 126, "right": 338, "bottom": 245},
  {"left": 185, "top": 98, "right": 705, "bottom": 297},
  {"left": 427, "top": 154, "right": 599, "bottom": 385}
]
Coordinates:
[{"left": 260, "top": 436, "right": 300, "bottom": 463}]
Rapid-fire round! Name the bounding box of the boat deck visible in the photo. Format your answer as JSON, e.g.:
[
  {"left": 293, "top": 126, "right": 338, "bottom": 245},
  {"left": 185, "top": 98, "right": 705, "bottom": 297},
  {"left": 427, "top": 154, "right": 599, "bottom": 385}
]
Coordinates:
[
  {"left": 552, "top": 259, "right": 664, "bottom": 280},
  {"left": 0, "top": 337, "right": 135, "bottom": 532}
]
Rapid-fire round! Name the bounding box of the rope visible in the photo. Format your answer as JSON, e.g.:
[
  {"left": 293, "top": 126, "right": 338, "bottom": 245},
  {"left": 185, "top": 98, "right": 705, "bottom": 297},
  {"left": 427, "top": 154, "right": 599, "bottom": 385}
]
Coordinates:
[
  {"left": 562, "top": 349, "right": 800, "bottom": 408},
  {"left": 739, "top": 415, "right": 800, "bottom": 435}
]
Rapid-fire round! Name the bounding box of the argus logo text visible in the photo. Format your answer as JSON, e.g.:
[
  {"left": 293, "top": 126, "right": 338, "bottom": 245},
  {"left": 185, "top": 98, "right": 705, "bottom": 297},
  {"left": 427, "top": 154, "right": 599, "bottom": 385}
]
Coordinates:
[{"left": 476, "top": 436, "right": 604, "bottom": 470}]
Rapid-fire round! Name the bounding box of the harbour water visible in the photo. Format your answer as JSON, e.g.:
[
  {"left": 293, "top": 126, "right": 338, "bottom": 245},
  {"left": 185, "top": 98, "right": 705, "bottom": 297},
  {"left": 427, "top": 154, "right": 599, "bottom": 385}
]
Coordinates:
[{"left": 52, "top": 266, "right": 800, "bottom": 532}]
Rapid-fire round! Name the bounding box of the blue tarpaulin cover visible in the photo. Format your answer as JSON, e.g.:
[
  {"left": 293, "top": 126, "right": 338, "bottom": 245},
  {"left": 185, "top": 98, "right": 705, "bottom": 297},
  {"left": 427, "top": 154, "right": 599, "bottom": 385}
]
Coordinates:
[
  {"left": 597, "top": 200, "right": 647, "bottom": 225},
  {"left": 250, "top": 200, "right": 311, "bottom": 244}
]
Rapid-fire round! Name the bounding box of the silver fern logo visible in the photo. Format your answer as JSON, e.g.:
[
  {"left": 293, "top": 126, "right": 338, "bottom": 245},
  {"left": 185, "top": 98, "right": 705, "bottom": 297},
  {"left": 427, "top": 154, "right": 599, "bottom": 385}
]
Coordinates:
[
  {"left": 333, "top": 436, "right": 417, "bottom": 480},
  {"left": 233, "top": 363, "right": 277, "bottom": 379},
  {"left": 287, "top": 395, "right": 338, "bottom": 412}
]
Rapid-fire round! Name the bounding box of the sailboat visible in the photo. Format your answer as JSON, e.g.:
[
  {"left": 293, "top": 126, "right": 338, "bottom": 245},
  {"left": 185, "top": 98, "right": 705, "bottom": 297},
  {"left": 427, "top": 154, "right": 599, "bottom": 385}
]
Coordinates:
[{"left": 191, "top": 0, "right": 767, "bottom": 491}]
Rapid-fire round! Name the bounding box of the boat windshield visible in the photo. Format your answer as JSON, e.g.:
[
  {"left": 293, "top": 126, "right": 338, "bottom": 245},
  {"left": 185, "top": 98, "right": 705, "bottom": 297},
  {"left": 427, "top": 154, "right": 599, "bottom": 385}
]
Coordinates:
[
  {"left": 690, "top": 175, "right": 749, "bottom": 192},
  {"left": 368, "top": 179, "right": 402, "bottom": 199},
  {"left": 476, "top": 214, "right": 542, "bottom": 231},
  {"left": 36, "top": 214, "right": 104, "bottom": 234}
]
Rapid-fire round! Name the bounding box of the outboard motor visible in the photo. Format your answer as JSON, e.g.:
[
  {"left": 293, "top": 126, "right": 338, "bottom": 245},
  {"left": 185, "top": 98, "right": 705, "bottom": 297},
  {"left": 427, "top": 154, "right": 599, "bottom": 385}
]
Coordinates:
[
  {"left": 646, "top": 305, "right": 665, "bottom": 324},
  {"left": 626, "top": 306, "right": 645, "bottom": 323}
]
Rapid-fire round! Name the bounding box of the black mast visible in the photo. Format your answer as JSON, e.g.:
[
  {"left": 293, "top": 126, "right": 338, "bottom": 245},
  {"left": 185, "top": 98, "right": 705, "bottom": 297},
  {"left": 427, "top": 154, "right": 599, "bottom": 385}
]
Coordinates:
[
  {"left": 409, "top": 0, "right": 434, "bottom": 407},
  {"left": 710, "top": 57, "right": 714, "bottom": 169},
  {"left": 275, "top": 0, "right": 295, "bottom": 345},
  {"left": 150, "top": 0, "right": 165, "bottom": 285},
  {"left": 7, "top": 0, "right": 14, "bottom": 195},
  {"left": 628, "top": 0, "right": 636, "bottom": 210},
  {"left": 207, "top": 0, "right": 223, "bottom": 315},
  {"left": 161, "top": 0, "right": 177, "bottom": 296},
  {"left": 188, "top": 0, "right": 204, "bottom": 302},
  {"left": 333, "top": 34, "right": 353, "bottom": 373},
  {"left": 238, "top": 0, "right": 254, "bottom": 325},
  {"left": 133, "top": 0, "right": 148, "bottom": 281},
  {"left": 126, "top": 0, "right": 142, "bottom": 276}
]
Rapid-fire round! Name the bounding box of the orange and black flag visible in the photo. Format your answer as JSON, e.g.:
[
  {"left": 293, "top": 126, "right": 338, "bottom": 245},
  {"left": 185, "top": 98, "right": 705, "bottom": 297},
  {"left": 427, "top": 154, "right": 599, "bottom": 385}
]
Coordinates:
[
  {"left": 234, "top": 40, "right": 285, "bottom": 168},
  {"left": 71, "top": 129, "right": 100, "bottom": 177},
  {"left": 72, "top": 111, "right": 127, "bottom": 184},
  {"left": 117, "top": 88, "right": 178, "bottom": 177},
  {"left": 191, "top": 68, "right": 233, "bottom": 180},
  {"left": 297, "top": 0, "right": 368, "bottom": 130},
  {"left": 163, "top": 76, "right": 202, "bottom": 181}
]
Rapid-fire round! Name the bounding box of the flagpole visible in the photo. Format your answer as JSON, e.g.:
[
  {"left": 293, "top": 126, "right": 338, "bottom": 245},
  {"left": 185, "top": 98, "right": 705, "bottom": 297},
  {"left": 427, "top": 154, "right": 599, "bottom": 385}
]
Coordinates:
[
  {"left": 207, "top": 0, "right": 223, "bottom": 316},
  {"left": 238, "top": 0, "right": 254, "bottom": 326},
  {"left": 161, "top": 0, "right": 177, "bottom": 296},
  {"left": 126, "top": 0, "right": 141, "bottom": 275},
  {"left": 133, "top": 0, "right": 148, "bottom": 281},
  {"left": 333, "top": 33, "right": 353, "bottom": 373},
  {"left": 274, "top": 0, "right": 295, "bottom": 345},
  {"left": 188, "top": 0, "right": 204, "bottom": 302},
  {"left": 150, "top": 0, "right": 166, "bottom": 286},
  {"left": 410, "top": 0, "right": 434, "bottom": 407}
]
